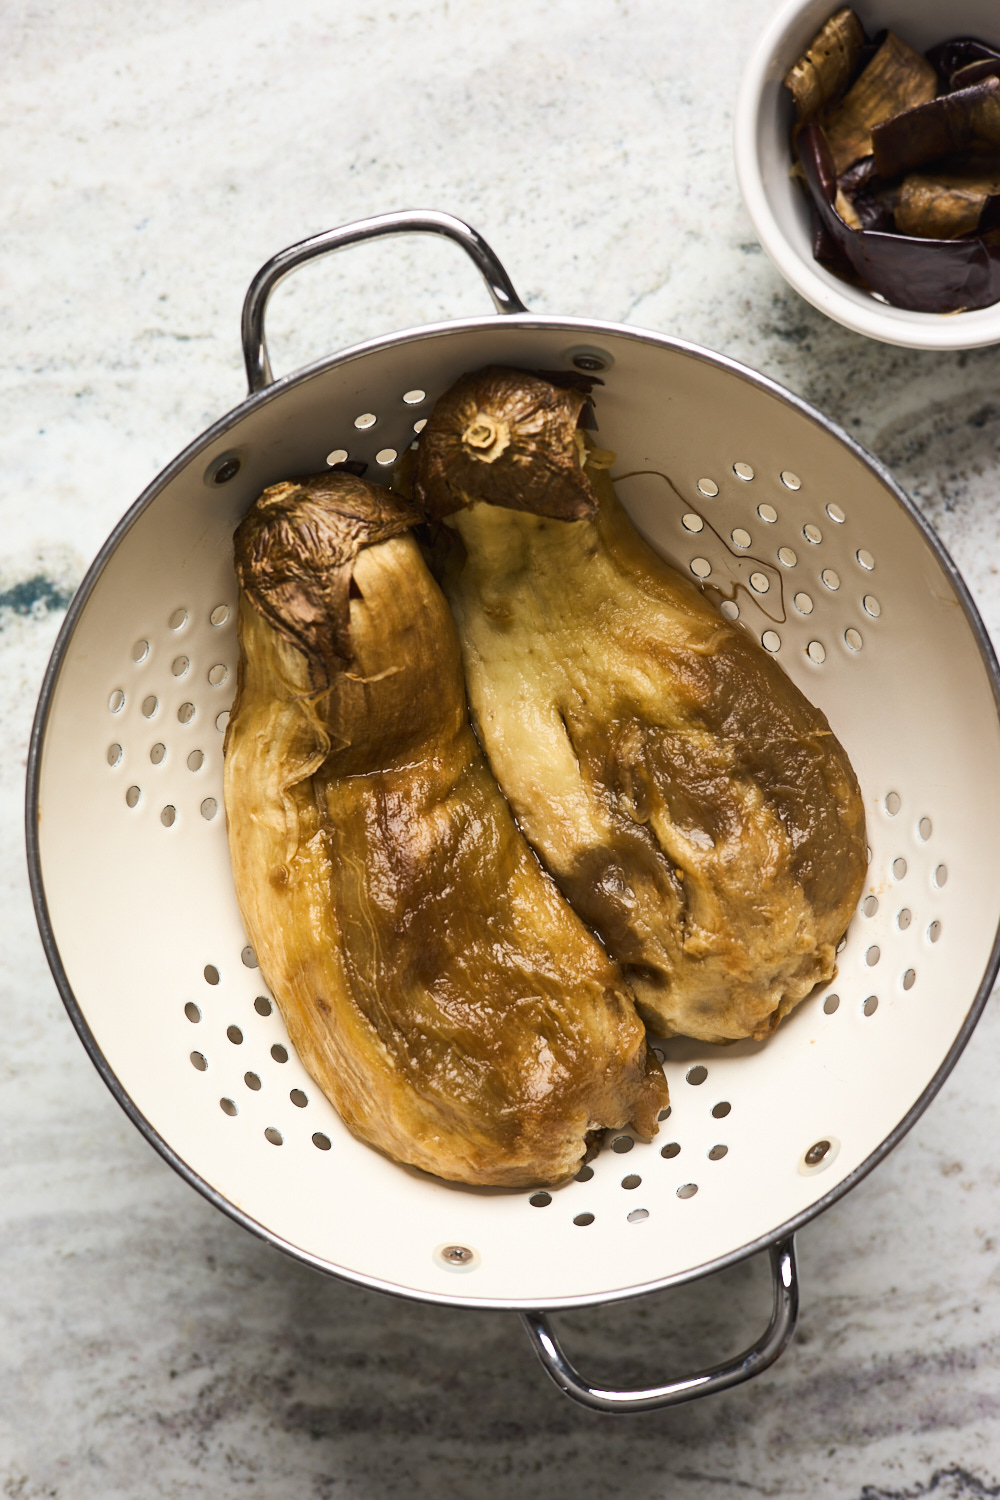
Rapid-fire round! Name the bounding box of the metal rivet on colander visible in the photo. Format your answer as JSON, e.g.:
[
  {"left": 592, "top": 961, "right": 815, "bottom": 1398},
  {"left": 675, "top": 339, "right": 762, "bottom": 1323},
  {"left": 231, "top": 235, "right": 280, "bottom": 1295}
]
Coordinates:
[
  {"left": 435, "top": 1243, "right": 479, "bottom": 1272},
  {"left": 805, "top": 1140, "right": 830, "bottom": 1166},
  {"left": 564, "top": 345, "right": 613, "bottom": 373},
  {"left": 799, "top": 1135, "right": 841, "bottom": 1176},
  {"left": 212, "top": 456, "right": 241, "bottom": 485}
]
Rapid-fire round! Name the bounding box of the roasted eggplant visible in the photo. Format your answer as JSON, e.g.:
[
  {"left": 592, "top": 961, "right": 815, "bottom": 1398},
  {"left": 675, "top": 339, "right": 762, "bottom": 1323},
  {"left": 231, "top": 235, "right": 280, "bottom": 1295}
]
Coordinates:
[
  {"left": 223, "top": 472, "right": 667, "bottom": 1187},
  {"left": 416, "top": 368, "right": 868, "bottom": 1046}
]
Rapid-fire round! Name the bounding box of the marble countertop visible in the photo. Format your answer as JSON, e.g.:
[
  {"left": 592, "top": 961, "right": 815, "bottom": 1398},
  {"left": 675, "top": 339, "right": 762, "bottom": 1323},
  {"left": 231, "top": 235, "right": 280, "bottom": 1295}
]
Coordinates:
[{"left": 5, "top": 1, "right": 1000, "bottom": 1494}]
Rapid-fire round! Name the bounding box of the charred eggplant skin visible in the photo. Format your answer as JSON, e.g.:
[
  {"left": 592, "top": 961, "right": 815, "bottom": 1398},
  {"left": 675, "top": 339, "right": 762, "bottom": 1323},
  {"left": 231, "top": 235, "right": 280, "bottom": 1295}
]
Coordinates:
[
  {"left": 224, "top": 473, "right": 666, "bottom": 1188},
  {"left": 416, "top": 368, "right": 868, "bottom": 1046}
]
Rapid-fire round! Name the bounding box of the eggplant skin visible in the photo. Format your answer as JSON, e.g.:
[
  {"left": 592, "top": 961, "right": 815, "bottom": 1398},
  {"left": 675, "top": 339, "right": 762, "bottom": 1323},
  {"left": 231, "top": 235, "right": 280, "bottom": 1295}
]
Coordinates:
[
  {"left": 224, "top": 474, "right": 667, "bottom": 1187},
  {"left": 416, "top": 370, "right": 868, "bottom": 1046}
]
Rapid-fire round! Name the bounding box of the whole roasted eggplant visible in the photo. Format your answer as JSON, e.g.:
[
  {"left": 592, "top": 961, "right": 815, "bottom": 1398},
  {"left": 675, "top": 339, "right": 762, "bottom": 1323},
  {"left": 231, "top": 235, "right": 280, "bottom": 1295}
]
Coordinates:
[
  {"left": 223, "top": 472, "right": 667, "bottom": 1187},
  {"left": 416, "top": 369, "right": 868, "bottom": 1046}
]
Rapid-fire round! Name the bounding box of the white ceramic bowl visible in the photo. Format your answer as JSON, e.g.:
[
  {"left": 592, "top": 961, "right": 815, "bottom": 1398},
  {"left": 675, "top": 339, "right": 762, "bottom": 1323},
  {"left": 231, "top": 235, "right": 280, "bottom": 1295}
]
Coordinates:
[{"left": 735, "top": 0, "right": 1000, "bottom": 349}]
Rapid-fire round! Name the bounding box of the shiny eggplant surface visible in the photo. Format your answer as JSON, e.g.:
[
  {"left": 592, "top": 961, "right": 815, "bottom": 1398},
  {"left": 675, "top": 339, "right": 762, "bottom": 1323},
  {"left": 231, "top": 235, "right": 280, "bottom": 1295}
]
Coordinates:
[
  {"left": 416, "top": 369, "right": 868, "bottom": 1046},
  {"left": 224, "top": 473, "right": 667, "bottom": 1187}
]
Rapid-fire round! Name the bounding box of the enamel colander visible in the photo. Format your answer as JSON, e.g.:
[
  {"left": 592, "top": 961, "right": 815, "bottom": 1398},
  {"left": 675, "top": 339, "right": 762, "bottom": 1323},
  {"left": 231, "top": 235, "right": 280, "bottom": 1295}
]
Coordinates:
[{"left": 26, "top": 211, "right": 1000, "bottom": 1413}]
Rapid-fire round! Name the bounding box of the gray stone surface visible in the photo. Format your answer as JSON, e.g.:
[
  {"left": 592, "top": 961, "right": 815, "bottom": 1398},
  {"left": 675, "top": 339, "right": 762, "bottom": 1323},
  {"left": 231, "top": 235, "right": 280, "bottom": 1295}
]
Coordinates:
[{"left": 5, "top": 0, "right": 1000, "bottom": 1493}]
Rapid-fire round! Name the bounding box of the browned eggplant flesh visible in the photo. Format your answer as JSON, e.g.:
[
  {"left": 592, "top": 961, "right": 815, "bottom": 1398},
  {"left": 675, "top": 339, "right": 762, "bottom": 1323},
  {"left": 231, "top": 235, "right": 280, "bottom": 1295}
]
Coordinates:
[
  {"left": 223, "top": 473, "right": 668, "bottom": 1188},
  {"left": 415, "top": 368, "right": 868, "bottom": 1046},
  {"left": 784, "top": 11, "right": 1000, "bottom": 309}
]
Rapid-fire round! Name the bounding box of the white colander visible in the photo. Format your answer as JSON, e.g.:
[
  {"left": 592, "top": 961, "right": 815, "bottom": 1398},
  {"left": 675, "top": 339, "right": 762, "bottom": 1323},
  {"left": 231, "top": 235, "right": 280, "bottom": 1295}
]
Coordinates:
[{"left": 27, "top": 211, "right": 1000, "bottom": 1413}]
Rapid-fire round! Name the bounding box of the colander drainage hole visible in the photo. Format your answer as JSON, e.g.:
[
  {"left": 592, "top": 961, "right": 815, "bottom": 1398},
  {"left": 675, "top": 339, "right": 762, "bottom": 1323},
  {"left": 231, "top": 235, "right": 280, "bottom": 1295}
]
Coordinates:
[
  {"left": 413, "top": 418, "right": 427, "bottom": 434},
  {"left": 863, "top": 895, "right": 878, "bottom": 917},
  {"left": 575, "top": 1165, "right": 594, "bottom": 1182},
  {"left": 290, "top": 1089, "right": 308, "bottom": 1108},
  {"left": 893, "top": 857, "right": 908, "bottom": 879},
  {"left": 857, "top": 549, "right": 875, "bottom": 571},
  {"left": 677, "top": 1184, "right": 698, "bottom": 1199},
  {"left": 142, "top": 696, "right": 158, "bottom": 718},
  {"left": 204, "top": 965, "right": 220, "bottom": 985},
  {"left": 530, "top": 1192, "right": 552, "bottom": 1207},
  {"left": 758, "top": 504, "right": 777, "bottom": 523},
  {"left": 823, "top": 994, "right": 840, "bottom": 1014},
  {"left": 863, "top": 996, "right": 878, "bottom": 1016},
  {"left": 172, "top": 656, "right": 189, "bottom": 677},
  {"left": 837, "top": 936, "right": 847, "bottom": 953},
  {"left": 929, "top": 921, "right": 942, "bottom": 943},
  {"left": 622, "top": 1174, "right": 641, "bottom": 1189},
  {"left": 697, "top": 478, "right": 718, "bottom": 498},
  {"left": 150, "top": 743, "right": 166, "bottom": 765},
  {"left": 216, "top": 711, "right": 230, "bottom": 732},
  {"left": 732, "top": 528, "right": 751, "bottom": 549},
  {"left": 807, "top": 641, "right": 826, "bottom": 664},
  {"left": 109, "top": 689, "right": 125, "bottom": 713},
  {"left": 403, "top": 389, "right": 426, "bottom": 405},
  {"left": 220, "top": 1098, "right": 238, "bottom": 1116},
  {"left": 227, "top": 1026, "right": 243, "bottom": 1044},
  {"left": 845, "top": 628, "right": 863, "bottom": 652},
  {"left": 184, "top": 1002, "right": 201, "bottom": 1023},
  {"left": 107, "top": 743, "right": 122, "bottom": 766},
  {"left": 242, "top": 946, "right": 258, "bottom": 969},
  {"left": 821, "top": 568, "right": 840, "bottom": 591},
  {"left": 245, "top": 1072, "right": 261, "bottom": 1091},
  {"left": 126, "top": 786, "right": 141, "bottom": 808},
  {"left": 898, "top": 908, "right": 912, "bottom": 930},
  {"left": 312, "top": 1132, "right": 331, "bottom": 1150},
  {"left": 265, "top": 1127, "right": 283, "bottom": 1146},
  {"left": 271, "top": 1044, "right": 288, "bottom": 1063},
  {"left": 778, "top": 547, "right": 797, "bottom": 567},
  {"left": 803, "top": 524, "right": 822, "bottom": 545},
  {"left": 611, "top": 1135, "right": 634, "bottom": 1154},
  {"left": 690, "top": 557, "right": 711, "bottom": 579},
  {"left": 661, "top": 1142, "right": 681, "bottom": 1159},
  {"left": 178, "top": 702, "right": 195, "bottom": 724},
  {"left": 682, "top": 512, "right": 704, "bottom": 533},
  {"left": 160, "top": 806, "right": 176, "bottom": 827},
  {"left": 712, "top": 1101, "right": 731, "bottom": 1118},
  {"left": 573, "top": 1213, "right": 595, "bottom": 1227},
  {"left": 780, "top": 471, "right": 801, "bottom": 491},
  {"left": 733, "top": 462, "right": 754, "bottom": 481},
  {"left": 208, "top": 664, "right": 228, "bottom": 687},
  {"left": 903, "top": 968, "right": 917, "bottom": 990},
  {"left": 686, "top": 1065, "right": 708, "bottom": 1085},
  {"left": 376, "top": 448, "right": 398, "bottom": 466},
  {"left": 132, "top": 639, "right": 149, "bottom": 663},
  {"left": 762, "top": 630, "right": 781, "bottom": 653},
  {"left": 658, "top": 1105, "right": 672, "bottom": 1120},
  {"left": 210, "top": 604, "right": 230, "bottom": 627},
  {"left": 866, "top": 945, "right": 880, "bottom": 966},
  {"left": 187, "top": 750, "right": 204, "bottom": 771},
  {"left": 934, "top": 864, "right": 948, "bottom": 888},
  {"left": 254, "top": 996, "right": 272, "bottom": 1016},
  {"left": 827, "top": 503, "right": 846, "bottom": 523},
  {"left": 354, "top": 413, "right": 377, "bottom": 430},
  {"left": 721, "top": 601, "right": 739, "bottom": 621},
  {"left": 627, "top": 1208, "right": 650, "bottom": 1223},
  {"left": 326, "top": 449, "right": 349, "bottom": 467},
  {"left": 190, "top": 1051, "right": 207, "bottom": 1071},
  {"left": 919, "top": 817, "right": 933, "bottom": 841},
  {"left": 169, "top": 608, "right": 188, "bottom": 630},
  {"left": 885, "top": 791, "right": 901, "bottom": 815},
  {"left": 708, "top": 1144, "right": 728, "bottom": 1161},
  {"left": 201, "top": 798, "right": 218, "bottom": 821}
]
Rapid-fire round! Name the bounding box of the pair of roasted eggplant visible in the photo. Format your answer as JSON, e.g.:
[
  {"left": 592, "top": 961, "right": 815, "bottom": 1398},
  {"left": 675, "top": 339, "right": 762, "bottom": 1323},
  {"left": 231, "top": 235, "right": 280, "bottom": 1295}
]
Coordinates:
[
  {"left": 224, "top": 367, "right": 866, "bottom": 1187},
  {"left": 786, "top": 10, "right": 1000, "bottom": 310}
]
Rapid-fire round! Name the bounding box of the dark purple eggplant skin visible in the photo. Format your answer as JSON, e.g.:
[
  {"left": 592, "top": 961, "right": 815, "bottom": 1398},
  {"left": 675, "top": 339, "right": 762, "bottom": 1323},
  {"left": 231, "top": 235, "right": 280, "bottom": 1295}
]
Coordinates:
[
  {"left": 799, "top": 121, "right": 1000, "bottom": 312},
  {"left": 839, "top": 155, "right": 896, "bottom": 231},
  {"left": 872, "top": 76, "right": 1000, "bottom": 178},
  {"left": 927, "top": 36, "right": 1000, "bottom": 84},
  {"left": 951, "top": 58, "right": 1000, "bottom": 91}
]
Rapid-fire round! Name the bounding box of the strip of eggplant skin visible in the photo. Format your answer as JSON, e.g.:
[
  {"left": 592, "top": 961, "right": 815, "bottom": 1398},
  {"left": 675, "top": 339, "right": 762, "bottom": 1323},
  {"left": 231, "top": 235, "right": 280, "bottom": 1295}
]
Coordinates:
[
  {"left": 872, "top": 76, "right": 1000, "bottom": 179},
  {"left": 783, "top": 7, "right": 864, "bottom": 125},
  {"left": 224, "top": 475, "right": 667, "bottom": 1188},
  {"left": 799, "top": 121, "right": 1000, "bottom": 311},
  {"left": 822, "top": 30, "right": 937, "bottom": 177},
  {"left": 416, "top": 374, "right": 867, "bottom": 1046},
  {"left": 895, "top": 170, "right": 1000, "bottom": 239}
]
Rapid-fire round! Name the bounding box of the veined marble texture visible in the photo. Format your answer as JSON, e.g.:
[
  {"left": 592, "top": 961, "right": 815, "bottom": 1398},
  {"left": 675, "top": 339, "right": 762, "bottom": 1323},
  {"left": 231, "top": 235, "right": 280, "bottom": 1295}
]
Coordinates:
[{"left": 5, "top": 0, "right": 1000, "bottom": 1495}]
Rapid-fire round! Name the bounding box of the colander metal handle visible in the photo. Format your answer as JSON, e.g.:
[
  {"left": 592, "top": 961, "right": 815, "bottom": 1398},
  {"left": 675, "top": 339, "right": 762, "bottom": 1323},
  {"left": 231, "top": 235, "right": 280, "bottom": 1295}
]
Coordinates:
[
  {"left": 520, "top": 1235, "right": 798, "bottom": 1413},
  {"left": 241, "top": 209, "right": 528, "bottom": 393}
]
